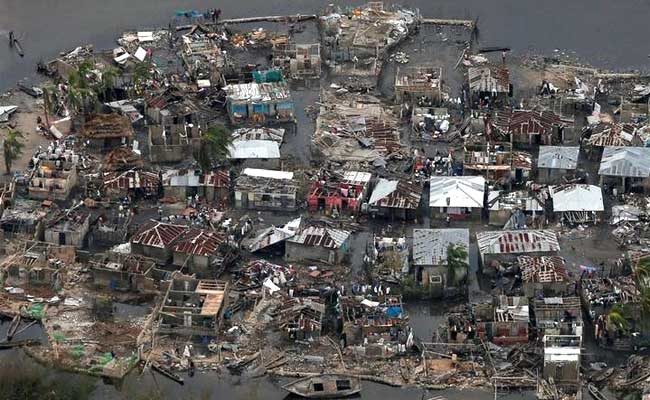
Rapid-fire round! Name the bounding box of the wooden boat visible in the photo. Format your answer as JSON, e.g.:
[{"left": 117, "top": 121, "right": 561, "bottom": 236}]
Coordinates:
[
  {"left": 587, "top": 383, "right": 611, "bottom": 400},
  {"left": 282, "top": 374, "right": 361, "bottom": 398},
  {"left": 150, "top": 361, "right": 184, "bottom": 385}
]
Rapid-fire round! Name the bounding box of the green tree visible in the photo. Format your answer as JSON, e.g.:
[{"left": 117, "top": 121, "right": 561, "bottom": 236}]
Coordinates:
[
  {"left": 130, "top": 61, "right": 153, "bottom": 99},
  {"left": 3, "top": 128, "right": 24, "bottom": 175},
  {"left": 447, "top": 244, "right": 469, "bottom": 286},
  {"left": 195, "top": 124, "right": 232, "bottom": 171},
  {"left": 607, "top": 304, "right": 630, "bottom": 334}
]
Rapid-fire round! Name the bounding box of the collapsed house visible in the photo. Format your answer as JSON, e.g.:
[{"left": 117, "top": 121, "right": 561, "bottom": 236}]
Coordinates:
[
  {"left": 172, "top": 228, "right": 227, "bottom": 277},
  {"left": 102, "top": 147, "right": 144, "bottom": 171},
  {"left": 598, "top": 146, "right": 650, "bottom": 193},
  {"left": 550, "top": 184, "right": 604, "bottom": 224},
  {"left": 585, "top": 122, "right": 640, "bottom": 148},
  {"left": 462, "top": 143, "right": 513, "bottom": 184},
  {"left": 368, "top": 179, "right": 422, "bottom": 220},
  {"left": 44, "top": 210, "right": 91, "bottom": 248},
  {"left": 234, "top": 168, "right": 297, "bottom": 211},
  {"left": 180, "top": 26, "right": 225, "bottom": 83},
  {"left": 314, "top": 91, "right": 402, "bottom": 163},
  {"left": 477, "top": 230, "right": 561, "bottom": 273},
  {"left": 492, "top": 109, "right": 573, "bottom": 146},
  {"left": 162, "top": 169, "right": 230, "bottom": 205},
  {"left": 320, "top": 2, "right": 418, "bottom": 78},
  {"left": 369, "top": 235, "right": 409, "bottom": 280},
  {"left": 518, "top": 256, "right": 570, "bottom": 297},
  {"left": 224, "top": 71, "right": 294, "bottom": 124},
  {"left": 467, "top": 65, "right": 510, "bottom": 108},
  {"left": 0, "top": 199, "right": 49, "bottom": 237},
  {"left": 273, "top": 297, "right": 325, "bottom": 341},
  {"left": 542, "top": 334, "right": 582, "bottom": 389},
  {"left": 157, "top": 273, "right": 229, "bottom": 337},
  {"left": 145, "top": 88, "right": 204, "bottom": 126},
  {"left": 412, "top": 229, "right": 469, "bottom": 292},
  {"left": 148, "top": 123, "right": 202, "bottom": 163},
  {"left": 534, "top": 297, "right": 582, "bottom": 337},
  {"left": 394, "top": 65, "right": 443, "bottom": 105},
  {"left": 410, "top": 107, "right": 451, "bottom": 142},
  {"left": 130, "top": 220, "right": 188, "bottom": 263},
  {"left": 428, "top": 176, "right": 485, "bottom": 220},
  {"left": 490, "top": 295, "right": 530, "bottom": 345},
  {"left": 101, "top": 170, "right": 161, "bottom": 200},
  {"left": 537, "top": 145, "right": 580, "bottom": 184},
  {"left": 3, "top": 241, "right": 75, "bottom": 289},
  {"left": 247, "top": 217, "right": 301, "bottom": 254},
  {"left": 487, "top": 190, "right": 544, "bottom": 228},
  {"left": 28, "top": 160, "right": 78, "bottom": 201},
  {"left": 340, "top": 295, "right": 410, "bottom": 357},
  {"left": 81, "top": 113, "right": 134, "bottom": 151},
  {"left": 307, "top": 170, "right": 372, "bottom": 215},
  {"left": 90, "top": 253, "right": 161, "bottom": 292},
  {"left": 272, "top": 42, "right": 321, "bottom": 79},
  {"left": 285, "top": 224, "right": 351, "bottom": 264}
]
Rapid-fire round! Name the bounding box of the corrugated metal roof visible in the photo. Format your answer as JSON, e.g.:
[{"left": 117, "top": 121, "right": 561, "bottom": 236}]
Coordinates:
[
  {"left": 369, "top": 179, "right": 422, "bottom": 209},
  {"left": 587, "top": 123, "right": 636, "bottom": 147},
  {"left": 550, "top": 184, "right": 604, "bottom": 212},
  {"left": 228, "top": 140, "right": 280, "bottom": 159},
  {"left": 468, "top": 66, "right": 510, "bottom": 93},
  {"left": 412, "top": 228, "right": 469, "bottom": 266},
  {"left": 429, "top": 176, "right": 485, "bottom": 208},
  {"left": 342, "top": 171, "right": 372, "bottom": 185},
  {"left": 494, "top": 109, "right": 571, "bottom": 137},
  {"left": 538, "top": 146, "right": 580, "bottom": 170},
  {"left": 288, "top": 225, "right": 350, "bottom": 249},
  {"left": 224, "top": 82, "right": 291, "bottom": 103},
  {"left": 173, "top": 228, "right": 225, "bottom": 256},
  {"left": 131, "top": 221, "right": 188, "bottom": 249},
  {"left": 599, "top": 146, "right": 650, "bottom": 177},
  {"left": 477, "top": 230, "right": 560, "bottom": 255}
]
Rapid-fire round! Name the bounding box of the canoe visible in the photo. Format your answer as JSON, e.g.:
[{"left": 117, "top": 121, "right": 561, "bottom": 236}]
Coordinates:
[{"left": 282, "top": 374, "right": 361, "bottom": 398}]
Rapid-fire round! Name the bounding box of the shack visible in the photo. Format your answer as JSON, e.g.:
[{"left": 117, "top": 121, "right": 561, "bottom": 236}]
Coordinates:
[
  {"left": 162, "top": 169, "right": 230, "bottom": 205},
  {"left": 0, "top": 199, "right": 48, "bottom": 237},
  {"left": 534, "top": 297, "right": 582, "bottom": 337},
  {"left": 550, "top": 184, "right": 604, "bottom": 224},
  {"left": 224, "top": 74, "right": 294, "bottom": 124},
  {"left": 130, "top": 220, "right": 188, "bottom": 263},
  {"left": 412, "top": 229, "right": 469, "bottom": 292},
  {"left": 274, "top": 297, "right": 325, "bottom": 341},
  {"left": 598, "top": 146, "right": 650, "bottom": 193},
  {"left": 492, "top": 109, "right": 573, "bottom": 146},
  {"left": 44, "top": 210, "right": 91, "bottom": 247},
  {"left": 394, "top": 65, "right": 443, "bottom": 105},
  {"left": 487, "top": 190, "right": 544, "bottom": 228},
  {"left": 368, "top": 179, "right": 422, "bottom": 220},
  {"left": 462, "top": 143, "right": 513, "bottom": 184},
  {"left": 467, "top": 65, "right": 510, "bottom": 108},
  {"left": 491, "top": 295, "right": 530, "bottom": 345},
  {"left": 28, "top": 160, "right": 78, "bottom": 201},
  {"left": 228, "top": 139, "right": 281, "bottom": 169},
  {"left": 477, "top": 230, "right": 561, "bottom": 273},
  {"left": 429, "top": 176, "right": 485, "bottom": 220},
  {"left": 234, "top": 168, "right": 297, "bottom": 211},
  {"left": 102, "top": 170, "right": 161, "bottom": 200},
  {"left": 145, "top": 88, "right": 203, "bottom": 126},
  {"left": 157, "top": 273, "right": 229, "bottom": 337},
  {"left": 81, "top": 113, "right": 134, "bottom": 151},
  {"left": 307, "top": 170, "right": 372, "bottom": 215},
  {"left": 172, "top": 229, "right": 226, "bottom": 277},
  {"left": 537, "top": 146, "right": 580, "bottom": 184},
  {"left": 285, "top": 225, "right": 351, "bottom": 264},
  {"left": 90, "top": 254, "right": 159, "bottom": 292}
]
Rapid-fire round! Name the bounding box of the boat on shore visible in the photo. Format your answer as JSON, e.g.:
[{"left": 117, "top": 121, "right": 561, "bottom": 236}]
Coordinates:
[{"left": 282, "top": 374, "right": 361, "bottom": 398}]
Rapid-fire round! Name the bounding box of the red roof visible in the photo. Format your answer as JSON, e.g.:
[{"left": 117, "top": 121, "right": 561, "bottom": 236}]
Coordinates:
[
  {"left": 173, "top": 229, "right": 225, "bottom": 256},
  {"left": 131, "top": 221, "right": 188, "bottom": 248},
  {"left": 200, "top": 169, "right": 230, "bottom": 188}
]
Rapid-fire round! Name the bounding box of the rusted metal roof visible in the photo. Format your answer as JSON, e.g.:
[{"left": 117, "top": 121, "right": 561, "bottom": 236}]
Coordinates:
[
  {"left": 103, "top": 170, "right": 160, "bottom": 191},
  {"left": 586, "top": 123, "right": 637, "bottom": 147},
  {"left": 369, "top": 179, "right": 422, "bottom": 210},
  {"left": 477, "top": 230, "right": 560, "bottom": 256},
  {"left": 494, "top": 109, "right": 571, "bottom": 137},
  {"left": 518, "top": 255, "right": 568, "bottom": 283},
  {"left": 82, "top": 113, "right": 134, "bottom": 139},
  {"left": 199, "top": 169, "right": 230, "bottom": 188},
  {"left": 131, "top": 220, "right": 188, "bottom": 249},
  {"left": 288, "top": 225, "right": 350, "bottom": 249},
  {"left": 173, "top": 228, "right": 225, "bottom": 257}
]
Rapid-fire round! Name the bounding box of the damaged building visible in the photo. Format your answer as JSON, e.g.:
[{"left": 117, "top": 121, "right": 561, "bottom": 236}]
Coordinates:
[
  {"left": 550, "top": 184, "right": 604, "bottom": 224},
  {"left": 537, "top": 145, "right": 580, "bottom": 184},
  {"left": 429, "top": 176, "right": 485, "bottom": 220},
  {"left": 234, "top": 168, "right": 297, "bottom": 211},
  {"left": 519, "top": 255, "right": 571, "bottom": 297},
  {"left": 598, "top": 146, "right": 650, "bottom": 193},
  {"left": 368, "top": 179, "right": 422, "bottom": 220},
  {"left": 273, "top": 297, "right": 325, "bottom": 341},
  {"left": 172, "top": 228, "right": 227, "bottom": 277},
  {"left": 307, "top": 170, "right": 372, "bottom": 215},
  {"left": 90, "top": 253, "right": 160, "bottom": 292},
  {"left": 492, "top": 109, "right": 573, "bottom": 146},
  {"left": 162, "top": 169, "right": 230, "bottom": 205},
  {"left": 224, "top": 71, "right": 294, "bottom": 124},
  {"left": 44, "top": 210, "right": 91, "bottom": 247},
  {"left": 157, "top": 273, "right": 229, "bottom": 337},
  {"left": 477, "top": 230, "right": 561, "bottom": 273},
  {"left": 285, "top": 224, "right": 351, "bottom": 264},
  {"left": 467, "top": 65, "right": 510, "bottom": 108},
  {"left": 130, "top": 220, "right": 188, "bottom": 263},
  {"left": 272, "top": 42, "right": 321, "bottom": 79},
  {"left": 394, "top": 65, "right": 443, "bottom": 105},
  {"left": 487, "top": 190, "right": 544, "bottom": 228},
  {"left": 101, "top": 170, "right": 161, "bottom": 200},
  {"left": 412, "top": 228, "right": 469, "bottom": 292},
  {"left": 28, "top": 160, "right": 78, "bottom": 201},
  {"left": 81, "top": 113, "right": 134, "bottom": 151}
]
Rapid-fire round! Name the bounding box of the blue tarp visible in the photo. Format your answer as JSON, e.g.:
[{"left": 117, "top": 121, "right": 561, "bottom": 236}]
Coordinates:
[{"left": 385, "top": 306, "right": 402, "bottom": 318}]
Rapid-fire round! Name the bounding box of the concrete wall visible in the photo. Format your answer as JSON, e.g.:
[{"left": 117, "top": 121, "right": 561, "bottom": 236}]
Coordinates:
[
  {"left": 431, "top": 207, "right": 482, "bottom": 220},
  {"left": 285, "top": 242, "right": 345, "bottom": 264},
  {"left": 131, "top": 243, "right": 171, "bottom": 264}
]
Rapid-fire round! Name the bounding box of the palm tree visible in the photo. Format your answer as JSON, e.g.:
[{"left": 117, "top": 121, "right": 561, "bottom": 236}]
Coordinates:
[
  {"left": 130, "top": 61, "right": 153, "bottom": 99},
  {"left": 607, "top": 304, "right": 630, "bottom": 334},
  {"left": 635, "top": 257, "right": 650, "bottom": 283},
  {"left": 447, "top": 244, "right": 469, "bottom": 286},
  {"left": 195, "top": 124, "right": 232, "bottom": 171},
  {"left": 96, "top": 66, "right": 119, "bottom": 101},
  {"left": 3, "top": 128, "right": 24, "bottom": 175}
]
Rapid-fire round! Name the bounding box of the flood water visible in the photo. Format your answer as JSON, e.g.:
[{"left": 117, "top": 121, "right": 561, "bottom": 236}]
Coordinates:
[
  {"left": 0, "top": 1, "right": 648, "bottom": 398},
  {"left": 0, "top": 0, "right": 649, "bottom": 92}
]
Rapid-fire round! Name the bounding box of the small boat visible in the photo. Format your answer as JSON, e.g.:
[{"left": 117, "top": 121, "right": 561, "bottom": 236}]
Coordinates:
[
  {"left": 282, "top": 374, "right": 361, "bottom": 398},
  {"left": 12, "top": 39, "right": 24, "bottom": 57},
  {"left": 150, "top": 361, "right": 184, "bottom": 385},
  {"left": 587, "top": 383, "right": 610, "bottom": 400}
]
